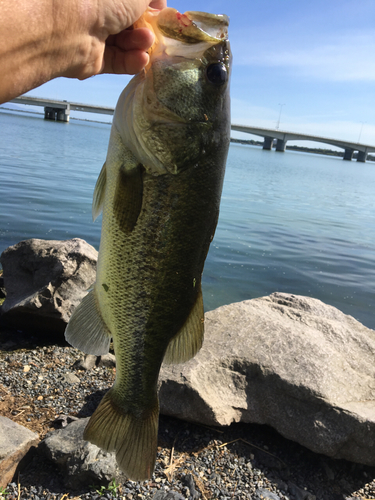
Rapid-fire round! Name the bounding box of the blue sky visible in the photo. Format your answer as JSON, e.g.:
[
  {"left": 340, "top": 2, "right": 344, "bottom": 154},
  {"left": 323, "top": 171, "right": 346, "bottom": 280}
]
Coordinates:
[{"left": 22, "top": 0, "right": 375, "bottom": 146}]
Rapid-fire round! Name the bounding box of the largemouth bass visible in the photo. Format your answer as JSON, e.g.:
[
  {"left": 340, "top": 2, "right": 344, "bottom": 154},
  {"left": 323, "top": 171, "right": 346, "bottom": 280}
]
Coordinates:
[{"left": 65, "top": 7, "right": 231, "bottom": 481}]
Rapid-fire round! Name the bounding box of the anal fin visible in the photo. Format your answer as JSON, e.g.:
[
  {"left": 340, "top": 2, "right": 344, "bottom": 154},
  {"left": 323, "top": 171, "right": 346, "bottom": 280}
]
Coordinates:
[
  {"left": 65, "top": 288, "right": 111, "bottom": 355},
  {"left": 163, "top": 286, "right": 204, "bottom": 364},
  {"left": 84, "top": 391, "right": 159, "bottom": 481}
]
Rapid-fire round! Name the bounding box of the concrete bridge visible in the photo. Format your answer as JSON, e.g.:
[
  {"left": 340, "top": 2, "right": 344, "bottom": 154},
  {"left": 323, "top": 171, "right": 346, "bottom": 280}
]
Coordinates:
[
  {"left": 9, "top": 96, "right": 375, "bottom": 162},
  {"left": 231, "top": 124, "right": 375, "bottom": 162}
]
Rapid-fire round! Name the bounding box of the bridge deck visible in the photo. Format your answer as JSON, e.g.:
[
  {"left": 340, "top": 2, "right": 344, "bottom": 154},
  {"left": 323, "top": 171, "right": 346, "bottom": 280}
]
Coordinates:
[
  {"left": 10, "top": 96, "right": 115, "bottom": 115},
  {"left": 231, "top": 124, "right": 375, "bottom": 154}
]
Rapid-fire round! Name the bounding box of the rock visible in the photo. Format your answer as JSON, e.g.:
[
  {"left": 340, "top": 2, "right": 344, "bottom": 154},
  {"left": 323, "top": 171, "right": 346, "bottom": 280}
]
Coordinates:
[
  {"left": 181, "top": 473, "right": 199, "bottom": 499},
  {"left": 152, "top": 491, "right": 185, "bottom": 500},
  {"left": 288, "top": 482, "right": 316, "bottom": 500},
  {"left": 73, "top": 354, "right": 97, "bottom": 371},
  {"left": 159, "top": 293, "right": 375, "bottom": 467},
  {"left": 322, "top": 461, "right": 335, "bottom": 480},
  {"left": 0, "top": 274, "right": 5, "bottom": 299},
  {"left": 0, "top": 238, "right": 97, "bottom": 335},
  {"left": 40, "top": 418, "right": 126, "bottom": 489},
  {"left": 62, "top": 372, "right": 80, "bottom": 384},
  {"left": 98, "top": 353, "right": 116, "bottom": 368},
  {"left": 256, "top": 488, "right": 281, "bottom": 500},
  {"left": 72, "top": 353, "right": 116, "bottom": 371},
  {"left": 52, "top": 415, "right": 79, "bottom": 429},
  {"left": 0, "top": 417, "right": 39, "bottom": 488}
]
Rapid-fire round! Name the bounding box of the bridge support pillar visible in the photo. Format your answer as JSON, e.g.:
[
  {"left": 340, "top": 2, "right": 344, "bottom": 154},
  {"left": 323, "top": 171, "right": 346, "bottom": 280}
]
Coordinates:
[
  {"left": 263, "top": 136, "right": 274, "bottom": 150},
  {"left": 44, "top": 107, "right": 56, "bottom": 120},
  {"left": 56, "top": 108, "right": 70, "bottom": 122},
  {"left": 357, "top": 150, "right": 368, "bottom": 162},
  {"left": 275, "top": 138, "right": 287, "bottom": 152},
  {"left": 343, "top": 148, "right": 354, "bottom": 161},
  {"left": 44, "top": 106, "right": 70, "bottom": 122}
]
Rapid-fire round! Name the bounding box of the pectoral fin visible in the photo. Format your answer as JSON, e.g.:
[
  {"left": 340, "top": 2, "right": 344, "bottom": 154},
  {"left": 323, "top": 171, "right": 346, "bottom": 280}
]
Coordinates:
[
  {"left": 65, "top": 288, "right": 111, "bottom": 355},
  {"left": 163, "top": 286, "right": 204, "bottom": 364},
  {"left": 114, "top": 164, "right": 144, "bottom": 233},
  {"left": 92, "top": 162, "right": 107, "bottom": 221}
]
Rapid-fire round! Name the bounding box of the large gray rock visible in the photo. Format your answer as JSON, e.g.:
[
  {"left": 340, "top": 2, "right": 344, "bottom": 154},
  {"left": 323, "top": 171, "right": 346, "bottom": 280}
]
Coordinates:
[
  {"left": 0, "top": 417, "right": 39, "bottom": 487},
  {"left": 40, "top": 418, "right": 126, "bottom": 488},
  {"left": 0, "top": 238, "right": 97, "bottom": 334},
  {"left": 159, "top": 293, "right": 375, "bottom": 466}
]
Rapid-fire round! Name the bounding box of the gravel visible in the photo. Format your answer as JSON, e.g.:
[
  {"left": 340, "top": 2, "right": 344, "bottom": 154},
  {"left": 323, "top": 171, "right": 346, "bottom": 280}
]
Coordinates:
[{"left": 1, "top": 326, "right": 375, "bottom": 500}]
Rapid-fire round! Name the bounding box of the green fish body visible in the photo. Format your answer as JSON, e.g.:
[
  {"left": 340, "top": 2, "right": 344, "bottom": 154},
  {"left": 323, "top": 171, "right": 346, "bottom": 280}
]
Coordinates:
[{"left": 65, "top": 8, "right": 231, "bottom": 481}]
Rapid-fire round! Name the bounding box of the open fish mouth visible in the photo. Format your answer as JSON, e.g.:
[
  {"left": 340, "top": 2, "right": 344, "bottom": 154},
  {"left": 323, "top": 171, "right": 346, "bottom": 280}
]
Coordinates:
[
  {"left": 157, "top": 10, "right": 229, "bottom": 44},
  {"left": 134, "top": 8, "right": 229, "bottom": 63}
]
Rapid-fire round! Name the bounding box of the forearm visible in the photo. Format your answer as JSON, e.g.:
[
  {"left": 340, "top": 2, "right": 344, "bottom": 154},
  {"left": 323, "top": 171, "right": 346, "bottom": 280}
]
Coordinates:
[{"left": 0, "top": 0, "right": 101, "bottom": 104}]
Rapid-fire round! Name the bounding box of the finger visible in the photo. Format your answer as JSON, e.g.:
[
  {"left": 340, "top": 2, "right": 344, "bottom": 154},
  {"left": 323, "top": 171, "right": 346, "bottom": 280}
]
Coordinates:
[
  {"left": 107, "top": 27, "right": 155, "bottom": 52},
  {"left": 101, "top": 47, "right": 150, "bottom": 75},
  {"left": 149, "top": 0, "right": 167, "bottom": 9}
]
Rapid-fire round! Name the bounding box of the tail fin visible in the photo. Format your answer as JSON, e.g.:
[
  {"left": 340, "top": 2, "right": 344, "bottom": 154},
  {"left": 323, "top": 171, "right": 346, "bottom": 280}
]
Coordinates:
[{"left": 83, "top": 391, "right": 159, "bottom": 481}]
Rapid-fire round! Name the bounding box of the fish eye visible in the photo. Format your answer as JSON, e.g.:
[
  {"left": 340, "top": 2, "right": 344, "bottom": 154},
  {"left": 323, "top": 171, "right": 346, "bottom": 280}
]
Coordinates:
[{"left": 206, "top": 63, "right": 228, "bottom": 86}]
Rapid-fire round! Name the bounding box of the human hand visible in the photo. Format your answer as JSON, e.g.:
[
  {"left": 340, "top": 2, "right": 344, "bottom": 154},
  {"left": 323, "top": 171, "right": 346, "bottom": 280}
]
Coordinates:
[{"left": 62, "top": 0, "right": 168, "bottom": 80}]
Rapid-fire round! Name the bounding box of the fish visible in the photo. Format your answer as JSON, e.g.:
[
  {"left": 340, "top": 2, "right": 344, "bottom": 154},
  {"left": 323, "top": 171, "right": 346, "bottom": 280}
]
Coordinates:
[{"left": 65, "top": 7, "right": 231, "bottom": 481}]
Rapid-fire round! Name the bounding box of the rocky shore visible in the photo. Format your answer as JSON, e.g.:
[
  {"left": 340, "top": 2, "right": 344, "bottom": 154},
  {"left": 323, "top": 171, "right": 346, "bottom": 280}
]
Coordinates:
[
  {"left": 1, "top": 326, "right": 375, "bottom": 500},
  {"left": 1, "top": 238, "right": 375, "bottom": 499}
]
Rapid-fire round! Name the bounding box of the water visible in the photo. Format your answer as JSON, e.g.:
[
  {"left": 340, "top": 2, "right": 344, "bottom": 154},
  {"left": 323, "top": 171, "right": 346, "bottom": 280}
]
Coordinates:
[{"left": 1, "top": 110, "right": 374, "bottom": 329}]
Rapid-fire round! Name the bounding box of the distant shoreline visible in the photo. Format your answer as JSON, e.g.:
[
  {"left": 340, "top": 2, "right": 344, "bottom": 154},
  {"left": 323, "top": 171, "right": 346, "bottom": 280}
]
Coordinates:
[{"left": 230, "top": 138, "right": 375, "bottom": 162}]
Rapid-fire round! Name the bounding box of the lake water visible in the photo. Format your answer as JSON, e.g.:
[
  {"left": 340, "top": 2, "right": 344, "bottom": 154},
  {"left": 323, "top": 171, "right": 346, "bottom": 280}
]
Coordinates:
[{"left": 1, "top": 110, "right": 374, "bottom": 329}]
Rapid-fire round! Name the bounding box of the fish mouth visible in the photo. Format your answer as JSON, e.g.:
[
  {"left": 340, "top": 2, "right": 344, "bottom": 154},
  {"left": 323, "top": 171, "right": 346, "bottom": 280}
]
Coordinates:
[
  {"left": 134, "top": 8, "right": 229, "bottom": 69},
  {"left": 157, "top": 10, "right": 229, "bottom": 44}
]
